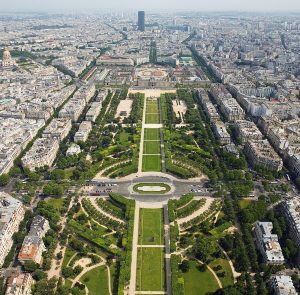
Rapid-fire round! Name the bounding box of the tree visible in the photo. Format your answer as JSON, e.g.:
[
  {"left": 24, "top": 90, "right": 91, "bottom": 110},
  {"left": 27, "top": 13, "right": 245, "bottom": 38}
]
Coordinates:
[
  {"left": 34, "top": 270, "right": 46, "bottom": 281},
  {"left": 192, "top": 238, "right": 216, "bottom": 263},
  {"left": 43, "top": 183, "right": 64, "bottom": 196},
  {"left": 0, "top": 174, "right": 10, "bottom": 186},
  {"left": 56, "top": 251, "right": 63, "bottom": 260},
  {"left": 62, "top": 267, "right": 74, "bottom": 278},
  {"left": 23, "top": 261, "right": 39, "bottom": 272},
  {"left": 50, "top": 169, "right": 66, "bottom": 181},
  {"left": 179, "top": 260, "right": 190, "bottom": 273},
  {"left": 285, "top": 239, "right": 298, "bottom": 259}
]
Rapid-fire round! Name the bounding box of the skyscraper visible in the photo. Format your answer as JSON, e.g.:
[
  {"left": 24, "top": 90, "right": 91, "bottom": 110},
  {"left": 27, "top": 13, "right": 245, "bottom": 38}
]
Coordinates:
[{"left": 138, "top": 11, "right": 145, "bottom": 32}]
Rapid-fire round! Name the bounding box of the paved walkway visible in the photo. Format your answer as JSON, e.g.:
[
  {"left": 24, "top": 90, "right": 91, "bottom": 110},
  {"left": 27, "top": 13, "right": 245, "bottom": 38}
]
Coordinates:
[
  {"left": 129, "top": 202, "right": 140, "bottom": 295},
  {"left": 48, "top": 198, "right": 74, "bottom": 279},
  {"left": 220, "top": 246, "right": 241, "bottom": 282},
  {"left": 194, "top": 258, "right": 222, "bottom": 289},
  {"left": 163, "top": 205, "right": 172, "bottom": 295}
]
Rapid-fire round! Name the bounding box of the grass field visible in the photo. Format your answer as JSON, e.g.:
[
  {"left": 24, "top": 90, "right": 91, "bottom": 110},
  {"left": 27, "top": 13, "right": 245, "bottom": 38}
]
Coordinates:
[
  {"left": 136, "top": 247, "right": 165, "bottom": 291},
  {"left": 239, "top": 199, "right": 253, "bottom": 209},
  {"left": 133, "top": 183, "right": 171, "bottom": 195},
  {"left": 139, "top": 209, "right": 164, "bottom": 245},
  {"left": 144, "top": 128, "right": 160, "bottom": 140},
  {"left": 146, "top": 100, "right": 159, "bottom": 113},
  {"left": 145, "top": 113, "right": 160, "bottom": 124},
  {"left": 80, "top": 266, "right": 109, "bottom": 295},
  {"left": 183, "top": 261, "right": 219, "bottom": 295},
  {"left": 46, "top": 198, "right": 64, "bottom": 210},
  {"left": 142, "top": 155, "right": 161, "bottom": 172},
  {"left": 209, "top": 258, "right": 234, "bottom": 287},
  {"left": 143, "top": 141, "right": 161, "bottom": 154},
  {"left": 62, "top": 247, "right": 76, "bottom": 267}
]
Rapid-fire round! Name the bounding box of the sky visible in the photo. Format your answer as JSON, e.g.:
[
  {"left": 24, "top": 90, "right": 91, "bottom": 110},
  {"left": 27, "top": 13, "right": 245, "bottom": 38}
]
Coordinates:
[{"left": 1, "top": 0, "right": 300, "bottom": 13}]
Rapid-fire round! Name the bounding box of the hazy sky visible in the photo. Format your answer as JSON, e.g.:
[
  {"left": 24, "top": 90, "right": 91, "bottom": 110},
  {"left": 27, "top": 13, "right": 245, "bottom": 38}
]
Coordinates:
[{"left": 1, "top": 0, "right": 300, "bottom": 12}]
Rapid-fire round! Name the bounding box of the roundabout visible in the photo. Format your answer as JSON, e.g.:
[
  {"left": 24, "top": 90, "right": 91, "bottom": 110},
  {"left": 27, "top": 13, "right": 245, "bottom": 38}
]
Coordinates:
[{"left": 132, "top": 182, "right": 172, "bottom": 195}]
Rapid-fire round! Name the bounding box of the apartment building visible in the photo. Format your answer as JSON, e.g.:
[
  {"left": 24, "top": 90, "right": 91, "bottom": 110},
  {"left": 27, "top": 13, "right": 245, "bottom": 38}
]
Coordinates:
[
  {"left": 18, "top": 216, "right": 49, "bottom": 265},
  {"left": 270, "top": 276, "right": 297, "bottom": 295},
  {"left": 219, "top": 98, "right": 245, "bottom": 122},
  {"left": 74, "top": 121, "right": 92, "bottom": 143},
  {"left": 254, "top": 222, "right": 284, "bottom": 265},
  {"left": 209, "top": 83, "right": 232, "bottom": 104},
  {"left": 244, "top": 139, "right": 283, "bottom": 171},
  {"left": 97, "top": 55, "right": 134, "bottom": 66},
  {"left": 234, "top": 120, "right": 263, "bottom": 144},
  {"left": 85, "top": 102, "right": 102, "bottom": 122},
  {"left": 21, "top": 137, "right": 60, "bottom": 171},
  {"left": 73, "top": 84, "right": 96, "bottom": 104},
  {"left": 212, "top": 121, "right": 231, "bottom": 145},
  {"left": 282, "top": 199, "right": 300, "bottom": 252},
  {"left": 0, "top": 193, "right": 25, "bottom": 267},
  {"left": 202, "top": 101, "right": 220, "bottom": 121},
  {"left": 5, "top": 271, "right": 33, "bottom": 295},
  {"left": 58, "top": 97, "right": 86, "bottom": 121},
  {"left": 42, "top": 118, "right": 72, "bottom": 142},
  {"left": 95, "top": 89, "right": 108, "bottom": 102}
]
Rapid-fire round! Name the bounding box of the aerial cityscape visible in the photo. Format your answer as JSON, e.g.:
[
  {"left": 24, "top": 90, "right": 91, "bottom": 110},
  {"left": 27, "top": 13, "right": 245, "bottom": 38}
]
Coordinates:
[{"left": 1, "top": 1, "right": 300, "bottom": 295}]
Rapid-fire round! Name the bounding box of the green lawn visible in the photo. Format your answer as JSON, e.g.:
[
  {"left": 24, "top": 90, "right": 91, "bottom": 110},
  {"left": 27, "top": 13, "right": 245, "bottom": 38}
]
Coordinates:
[
  {"left": 146, "top": 100, "right": 159, "bottom": 113},
  {"left": 143, "top": 141, "right": 161, "bottom": 154},
  {"left": 139, "top": 209, "right": 164, "bottom": 245},
  {"left": 209, "top": 258, "right": 234, "bottom": 287},
  {"left": 133, "top": 183, "right": 171, "bottom": 195},
  {"left": 136, "top": 247, "right": 165, "bottom": 291},
  {"left": 80, "top": 266, "right": 109, "bottom": 295},
  {"left": 144, "top": 128, "right": 160, "bottom": 140},
  {"left": 46, "top": 198, "right": 64, "bottom": 210},
  {"left": 119, "top": 131, "right": 130, "bottom": 145},
  {"left": 62, "top": 247, "right": 76, "bottom": 268},
  {"left": 183, "top": 261, "right": 219, "bottom": 295},
  {"left": 145, "top": 113, "right": 160, "bottom": 124},
  {"left": 142, "top": 155, "right": 161, "bottom": 172},
  {"left": 239, "top": 199, "right": 253, "bottom": 209}
]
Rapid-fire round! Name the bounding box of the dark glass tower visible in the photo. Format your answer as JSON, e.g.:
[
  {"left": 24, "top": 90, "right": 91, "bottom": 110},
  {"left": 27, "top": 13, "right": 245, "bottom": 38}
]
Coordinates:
[{"left": 138, "top": 11, "right": 145, "bottom": 32}]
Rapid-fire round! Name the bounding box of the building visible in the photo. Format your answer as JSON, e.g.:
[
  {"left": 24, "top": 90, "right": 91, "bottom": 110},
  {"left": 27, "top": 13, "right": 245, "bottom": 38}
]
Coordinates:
[
  {"left": 138, "top": 11, "right": 145, "bottom": 32},
  {"left": 234, "top": 120, "right": 263, "bottom": 144},
  {"left": 97, "top": 55, "right": 134, "bottom": 67},
  {"left": 21, "top": 137, "right": 60, "bottom": 171},
  {"left": 1, "top": 48, "right": 15, "bottom": 70},
  {"left": 254, "top": 222, "right": 284, "bottom": 265},
  {"left": 85, "top": 102, "right": 102, "bottom": 122},
  {"left": 74, "top": 121, "right": 92, "bottom": 143},
  {"left": 219, "top": 98, "right": 245, "bottom": 122},
  {"left": 18, "top": 216, "right": 49, "bottom": 265},
  {"left": 244, "top": 140, "right": 283, "bottom": 171},
  {"left": 212, "top": 121, "right": 231, "bottom": 145},
  {"left": 282, "top": 199, "right": 300, "bottom": 254},
  {"left": 5, "top": 271, "right": 33, "bottom": 295},
  {"left": 42, "top": 118, "right": 72, "bottom": 142},
  {"left": 270, "top": 276, "right": 297, "bottom": 295},
  {"left": 66, "top": 143, "right": 81, "bottom": 156},
  {"left": 0, "top": 193, "right": 25, "bottom": 267}
]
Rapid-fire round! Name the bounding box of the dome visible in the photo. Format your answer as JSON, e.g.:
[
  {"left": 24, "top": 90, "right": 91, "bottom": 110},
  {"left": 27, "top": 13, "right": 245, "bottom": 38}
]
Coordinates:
[{"left": 3, "top": 47, "right": 11, "bottom": 60}]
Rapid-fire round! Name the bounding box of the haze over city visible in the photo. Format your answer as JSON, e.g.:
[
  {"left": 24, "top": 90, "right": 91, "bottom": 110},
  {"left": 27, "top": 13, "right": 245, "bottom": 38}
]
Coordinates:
[{"left": 1, "top": 0, "right": 300, "bottom": 12}]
